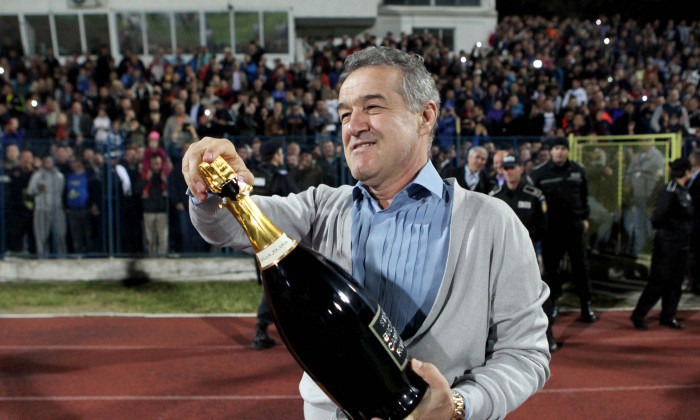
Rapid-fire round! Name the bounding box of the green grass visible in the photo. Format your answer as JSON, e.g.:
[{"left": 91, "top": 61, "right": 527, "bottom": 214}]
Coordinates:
[{"left": 0, "top": 280, "right": 263, "bottom": 315}]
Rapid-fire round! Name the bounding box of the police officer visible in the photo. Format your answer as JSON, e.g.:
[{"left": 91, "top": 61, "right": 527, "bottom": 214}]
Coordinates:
[
  {"left": 250, "top": 139, "right": 300, "bottom": 349},
  {"left": 531, "top": 138, "right": 598, "bottom": 324},
  {"left": 490, "top": 155, "right": 557, "bottom": 352},
  {"left": 631, "top": 158, "right": 693, "bottom": 331}
]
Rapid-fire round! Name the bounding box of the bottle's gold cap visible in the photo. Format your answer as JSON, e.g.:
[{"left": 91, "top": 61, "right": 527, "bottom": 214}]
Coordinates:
[{"left": 199, "top": 157, "right": 252, "bottom": 196}]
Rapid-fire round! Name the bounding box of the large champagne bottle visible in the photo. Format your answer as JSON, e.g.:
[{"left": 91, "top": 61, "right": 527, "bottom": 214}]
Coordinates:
[{"left": 200, "top": 157, "right": 427, "bottom": 420}]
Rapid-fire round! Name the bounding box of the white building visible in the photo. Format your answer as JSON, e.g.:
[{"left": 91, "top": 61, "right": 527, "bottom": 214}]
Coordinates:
[{"left": 0, "top": 0, "right": 497, "bottom": 63}]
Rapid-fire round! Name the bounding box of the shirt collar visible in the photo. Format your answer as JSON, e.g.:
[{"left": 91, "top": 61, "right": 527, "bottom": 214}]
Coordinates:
[{"left": 352, "top": 162, "right": 445, "bottom": 207}]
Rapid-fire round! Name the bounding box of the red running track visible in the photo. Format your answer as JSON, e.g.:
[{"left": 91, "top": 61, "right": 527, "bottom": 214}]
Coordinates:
[{"left": 0, "top": 310, "right": 698, "bottom": 420}]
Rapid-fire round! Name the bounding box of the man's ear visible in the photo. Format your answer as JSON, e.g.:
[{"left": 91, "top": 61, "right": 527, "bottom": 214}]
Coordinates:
[{"left": 420, "top": 101, "right": 438, "bottom": 134}]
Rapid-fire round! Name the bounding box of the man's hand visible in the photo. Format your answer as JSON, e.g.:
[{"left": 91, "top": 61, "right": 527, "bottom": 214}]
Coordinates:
[
  {"left": 182, "top": 136, "right": 254, "bottom": 203},
  {"left": 372, "top": 359, "right": 454, "bottom": 420}
]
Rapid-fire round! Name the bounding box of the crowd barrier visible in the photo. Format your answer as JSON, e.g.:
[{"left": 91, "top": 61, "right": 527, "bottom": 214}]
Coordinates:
[{"left": 0, "top": 134, "right": 696, "bottom": 262}]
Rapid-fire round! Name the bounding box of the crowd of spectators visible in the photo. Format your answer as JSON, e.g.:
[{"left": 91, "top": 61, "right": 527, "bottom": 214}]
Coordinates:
[{"left": 1, "top": 14, "right": 700, "bottom": 255}]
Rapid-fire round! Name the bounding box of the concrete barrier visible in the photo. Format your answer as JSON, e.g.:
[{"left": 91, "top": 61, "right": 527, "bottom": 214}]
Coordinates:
[{"left": 0, "top": 257, "right": 258, "bottom": 282}]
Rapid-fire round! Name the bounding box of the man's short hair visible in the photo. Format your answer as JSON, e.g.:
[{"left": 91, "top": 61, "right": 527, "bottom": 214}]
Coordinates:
[
  {"left": 338, "top": 46, "right": 441, "bottom": 138},
  {"left": 468, "top": 146, "right": 488, "bottom": 158},
  {"left": 670, "top": 157, "right": 691, "bottom": 179}
]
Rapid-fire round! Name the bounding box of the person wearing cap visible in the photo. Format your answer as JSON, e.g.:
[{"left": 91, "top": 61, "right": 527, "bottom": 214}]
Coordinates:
[
  {"left": 531, "top": 138, "right": 598, "bottom": 324},
  {"left": 250, "top": 139, "right": 300, "bottom": 349},
  {"left": 631, "top": 158, "right": 694, "bottom": 331},
  {"left": 490, "top": 155, "right": 556, "bottom": 351}
]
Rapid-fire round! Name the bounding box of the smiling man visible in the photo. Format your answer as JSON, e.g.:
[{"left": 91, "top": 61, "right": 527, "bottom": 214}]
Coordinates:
[{"left": 183, "top": 47, "right": 550, "bottom": 420}]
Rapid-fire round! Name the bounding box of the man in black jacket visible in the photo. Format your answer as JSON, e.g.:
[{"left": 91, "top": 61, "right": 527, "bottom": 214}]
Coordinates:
[
  {"left": 531, "top": 138, "right": 598, "bottom": 324},
  {"left": 491, "top": 155, "right": 557, "bottom": 351},
  {"left": 688, "top": 149, "right": 700, "bottom": 295},
  {"left": 441, "top": 145, "right": 491, "bottom": 194},
  {"left": 250, "top": 139, "right": 300, "bottom": 349},
  {"left": 631, "top": 158, "right": 693, "bottom": 330}
]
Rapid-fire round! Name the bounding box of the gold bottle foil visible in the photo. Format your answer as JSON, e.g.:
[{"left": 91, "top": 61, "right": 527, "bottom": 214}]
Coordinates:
[{"left": 199, "top": 157, "right": 286, "bottom": 254}]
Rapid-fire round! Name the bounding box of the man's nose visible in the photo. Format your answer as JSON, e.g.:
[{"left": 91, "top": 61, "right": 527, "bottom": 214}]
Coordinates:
[{"left": 346, "top": 111, "right": 369, "bottom": 137}]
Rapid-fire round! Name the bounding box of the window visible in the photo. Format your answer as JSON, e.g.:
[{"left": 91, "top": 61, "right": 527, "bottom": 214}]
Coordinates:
[
  {"left": 117, "top": 12, "right": 144, "bottom": 55},
  {"left": 175, "top": 12, "right": 200, "bottom": 54},
  {"left": 384, "top": 0, "right": 431, "bottom": 5},
  {"left": 146, "top": 13, "right": 172, "bottom": 54},
  {"left": 55, "top": 15, "right": 82, "bottom": 56},
  {"left": 263, "top": 12, "right": 288, "bottom": 54},
  {"left": 205, "top": 12, "right": 231, "bottom": 53},
  {"left": 436, "top": 0, "right": 480, "bottom": 5},
  {"left": 0, "top": 16, "right": 22, "bottom": 53},
  {"left": 413, "top": 27, "right": 454, "bottom": 49},
  {"left": 234, "top": 12, "right": 259, "bottom": 54},
  {"left": 85, "top": 14, "right": 110, "bottom": 54},
  {"left": 25, "top": 15, "right": 53, "bottom": 56}
]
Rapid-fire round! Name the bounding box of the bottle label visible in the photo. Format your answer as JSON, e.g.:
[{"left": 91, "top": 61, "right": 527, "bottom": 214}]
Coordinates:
[
  {"left": 256, "top": 232, "right": 298, "bottom": 270},
  {"left": 369, "top": 305, "right": 408, "bottom": 370}
]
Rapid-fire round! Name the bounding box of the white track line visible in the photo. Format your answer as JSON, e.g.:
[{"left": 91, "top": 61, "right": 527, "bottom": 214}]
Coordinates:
[
  {"left": 0, "top": 345, "right": 268, "bottom": 350},
  {"left": 540, "top": 384, "right": 700, "bottom": 393},
  {"left": 0, "top": 395, "right": 301, "bottom": 401}
]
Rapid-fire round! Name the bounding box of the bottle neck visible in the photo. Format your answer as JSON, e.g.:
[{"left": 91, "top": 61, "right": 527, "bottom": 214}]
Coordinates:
[{"left": 223, "top": 194, "right": 283, "bottom": 253}]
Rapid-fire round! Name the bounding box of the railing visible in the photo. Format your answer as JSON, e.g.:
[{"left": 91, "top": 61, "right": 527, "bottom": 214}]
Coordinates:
[{"left": 1, "top": 134, "right": 698, "bottom": 258}]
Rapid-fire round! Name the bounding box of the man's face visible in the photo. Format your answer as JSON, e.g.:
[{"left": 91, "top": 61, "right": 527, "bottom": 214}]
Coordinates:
[
  {"left": 322, "top": 142, "right": 335, "bottom": 158},
  {"left": 551, "top": 145, "right": 569, "bottom": 165},
  {"left": 503, "top": 163, "right": 523, "bottom": 185},
  {"left": 467, "top": 150, "right": 487, "bottom": 173},
  {"left": 42, "top": 156, "right": 53, "bottom": 170},
  {"left": 299, "top": 153, "right": 313, "bottom": 170},
  {"left": 150, "top": 156, "right": 163, "bottom": 172},
  {"left": 493, "top": 151, "right": 505, "bottom": 175},
  {"left": 338, "top": 66, "right": 429, "bottom": 190}
]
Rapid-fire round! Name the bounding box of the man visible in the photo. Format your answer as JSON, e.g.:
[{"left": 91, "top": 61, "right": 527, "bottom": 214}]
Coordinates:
[
  {"left": 249, "top": 139, "right": 300, "bottom": 350},
  {"left": 623, "top": 143, "right": 665, "bottom": 254},
  {"left": 139, "top": 154, "right": 169, "bottom": 256},
  {"left": 316, "top": 139, "right": 340, "bottom": 187},
  {"left": 490, "top": 149, "right": 507, "bottom": 188},
  {"left": 490, "top": 155, "right": 555, "bottom": 352},
  {"left": 531, "top": 138, "right": 598, "bottom": 324},
  {"left": 184, "top": 47, "right": 549, "bottom": 419},
  {"left": 631, "top": 158, "right": 694, "bottom": 331},
  {"left": 688, "top": 149, "right": 700, "bottom": 295},
  {"left": 5, "top": 148, "right": 35, "bottom": 253},
  {"left": 441, "top": 146, "right": 492, "bottom": 193},
  {"left": 27, "top": 155, "right": 67, "bottom": 255},
  {"left": 292, "top": 150, "right": 324, "bottom": 191},
  {"left": 64, "top": 156, "right": 98, "bottom": 253}
]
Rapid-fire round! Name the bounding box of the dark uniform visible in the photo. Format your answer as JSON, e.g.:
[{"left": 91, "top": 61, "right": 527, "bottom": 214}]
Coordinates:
[
  {"left": 632, "top": 178, "right": 693, "bottom": 329},
  {"left": 490, "top": 181, "right": 547, "bottom": 244},
  {"left": 490, "top": 177, "right": 554, "bottom": 350},
  {"left": 688, "top": 171, "right": 700, "bottom": 294},
  {"left": 531, "top": 158, "right": 596, "bottom": 322},
  {"left": 250, "top": 158, "right": 300, "bottom": 349}
]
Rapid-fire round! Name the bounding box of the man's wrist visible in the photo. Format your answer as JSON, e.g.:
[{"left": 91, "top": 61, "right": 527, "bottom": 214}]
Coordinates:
[{"left": 451, "top": 391, "right": 466, "bottom": 420}]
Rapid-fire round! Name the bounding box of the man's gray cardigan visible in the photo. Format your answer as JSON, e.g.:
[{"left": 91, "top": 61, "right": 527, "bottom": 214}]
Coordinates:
[{"left": 190, "top": 179, "right": 551, "bottom": 420}]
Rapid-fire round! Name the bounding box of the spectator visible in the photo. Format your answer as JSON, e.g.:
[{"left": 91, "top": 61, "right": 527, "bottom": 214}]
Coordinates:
[
  {"left": 162, "top": 101, "right": 196, "bottom": 158},
  {"left": 316, "top": 139, "right": 340, "bottom": 187},
  {"left": 4, "top": 148, "right": 35, "bottom": 253},
  {"left": 442, "top": 146, "right": 492, "bottom": 194},
  {"left": 292, "top": 149, "right": 324, "bottom": 191},
  {"left": 67, "top": 102, "right": 93, "bottom": 148},
  {"left": 64, "top": 156, "right": 99, "bottom": 253},
  {"left": 27, "top": 154, "right": 66, "bottom": 255},
  {"left": 168, "top": 140, "right": 208, "bottom": 254},
  {"left": 139, "top": 153, "right": 169, "bottom": 256}
]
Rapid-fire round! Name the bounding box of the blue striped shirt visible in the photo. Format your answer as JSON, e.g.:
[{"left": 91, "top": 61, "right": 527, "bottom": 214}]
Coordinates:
[{"left": 351, "top": 163, "right": 453, "bottom": 338}]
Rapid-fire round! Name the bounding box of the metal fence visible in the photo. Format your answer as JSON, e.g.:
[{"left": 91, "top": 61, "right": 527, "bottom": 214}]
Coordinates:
[
  {"left": 0, "top": 133, "right": 694, "bottom": 259},
  {"left": 570, "top": 133, "right": 683, "bottom": 266}
]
